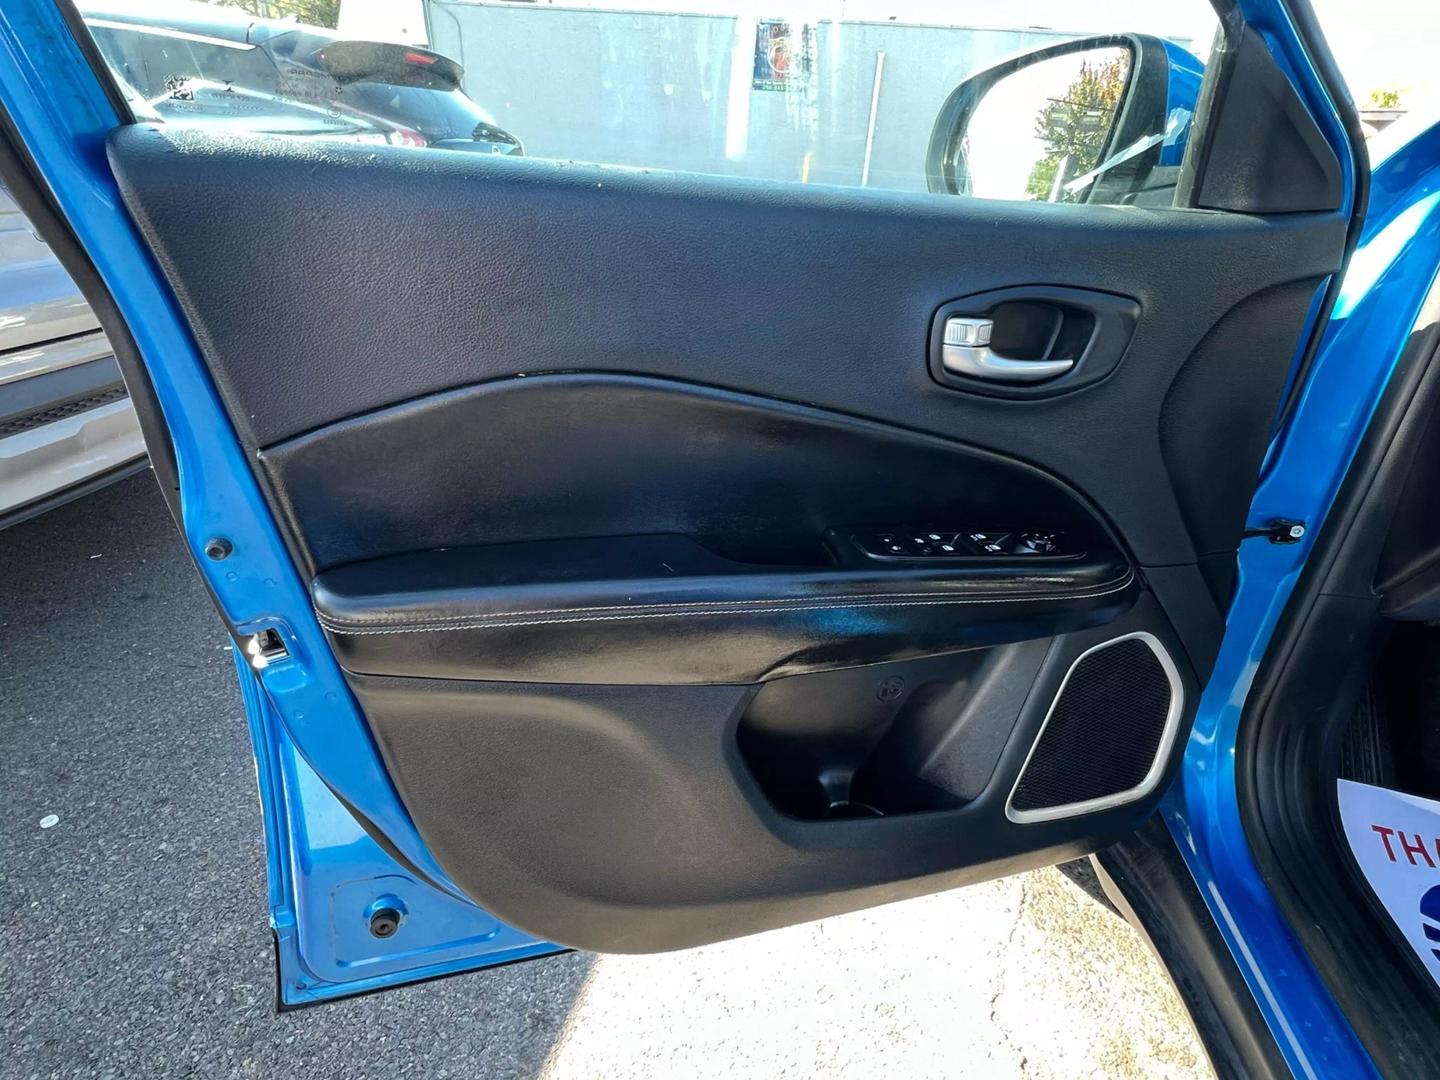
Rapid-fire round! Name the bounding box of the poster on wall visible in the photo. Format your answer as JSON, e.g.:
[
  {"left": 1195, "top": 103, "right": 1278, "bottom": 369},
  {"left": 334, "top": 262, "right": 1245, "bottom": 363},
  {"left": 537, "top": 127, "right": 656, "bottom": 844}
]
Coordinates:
[{"left": 753, "top": 19, "right": 816, "bottom": 91}]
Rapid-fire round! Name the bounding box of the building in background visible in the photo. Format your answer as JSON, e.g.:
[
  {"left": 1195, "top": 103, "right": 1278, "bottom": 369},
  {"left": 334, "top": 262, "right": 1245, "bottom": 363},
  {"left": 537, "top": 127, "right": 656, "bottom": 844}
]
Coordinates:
[
  {"left": 335, "top": 0, "right": 1440, "bottom": 139},
  {"left": 335, "top": 0, "right": 1203, "bottom": 193}
]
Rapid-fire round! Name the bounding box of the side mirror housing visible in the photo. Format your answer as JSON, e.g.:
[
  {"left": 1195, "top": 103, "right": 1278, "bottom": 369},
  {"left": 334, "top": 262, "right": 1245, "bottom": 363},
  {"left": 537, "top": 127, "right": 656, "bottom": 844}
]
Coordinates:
[{"left": 926, "top": 34, "right": 1205, "bottom": 207}]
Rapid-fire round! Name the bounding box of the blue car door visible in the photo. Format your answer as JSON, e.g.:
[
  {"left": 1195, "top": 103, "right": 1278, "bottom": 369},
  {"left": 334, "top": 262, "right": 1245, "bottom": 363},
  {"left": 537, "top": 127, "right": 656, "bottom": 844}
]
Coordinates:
[{"left": 5, "top": 4, "right": 1432, "bottom": 1073}]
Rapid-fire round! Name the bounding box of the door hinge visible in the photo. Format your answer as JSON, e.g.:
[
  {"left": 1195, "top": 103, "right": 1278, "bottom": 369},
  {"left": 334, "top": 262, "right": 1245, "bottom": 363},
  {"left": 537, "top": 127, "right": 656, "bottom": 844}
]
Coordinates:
[{"left": 1243, "top": 518, "right": 1307, "bottom": 544}]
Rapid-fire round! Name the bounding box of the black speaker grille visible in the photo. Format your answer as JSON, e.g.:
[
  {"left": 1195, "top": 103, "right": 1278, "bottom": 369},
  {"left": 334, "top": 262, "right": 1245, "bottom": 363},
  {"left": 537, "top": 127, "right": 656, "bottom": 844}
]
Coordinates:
[{"left": 1011, "top": 637, "right": 1173, "bottom": 813}]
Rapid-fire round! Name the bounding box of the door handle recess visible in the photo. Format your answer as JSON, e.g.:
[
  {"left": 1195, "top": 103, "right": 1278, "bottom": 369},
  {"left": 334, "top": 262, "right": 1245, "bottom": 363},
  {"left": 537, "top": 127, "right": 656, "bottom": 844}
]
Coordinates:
[
  {"left": 928, "top": 288, "right": 1140, "bottom": 400},
  {"left": 941, "top": 317, "right": 1074, "bottom": 382}
]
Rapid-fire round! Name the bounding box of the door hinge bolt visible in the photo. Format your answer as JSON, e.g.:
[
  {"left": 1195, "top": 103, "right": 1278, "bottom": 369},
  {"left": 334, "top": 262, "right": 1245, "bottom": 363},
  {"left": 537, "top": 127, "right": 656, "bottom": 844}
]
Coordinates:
[
  {"left": 203, "top": 536, "right": 233, "bottom": 560},
  {"left": 1244, "top": 519, "right": 1307, "bottom": 544}
]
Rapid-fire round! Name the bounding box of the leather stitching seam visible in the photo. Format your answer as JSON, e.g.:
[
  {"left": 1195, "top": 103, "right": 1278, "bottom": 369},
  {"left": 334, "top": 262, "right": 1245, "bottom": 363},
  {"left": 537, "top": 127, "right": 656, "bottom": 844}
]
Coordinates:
[{"left": 314, "top": 574, "right": 1136, "bottom": 635}]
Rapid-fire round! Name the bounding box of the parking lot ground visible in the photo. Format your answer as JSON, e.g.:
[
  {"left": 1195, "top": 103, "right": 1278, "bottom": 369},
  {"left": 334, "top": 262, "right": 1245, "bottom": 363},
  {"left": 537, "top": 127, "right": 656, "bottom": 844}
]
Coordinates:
[{"left": 2, "top": 473, "right": 1213, "bottom": 1079}]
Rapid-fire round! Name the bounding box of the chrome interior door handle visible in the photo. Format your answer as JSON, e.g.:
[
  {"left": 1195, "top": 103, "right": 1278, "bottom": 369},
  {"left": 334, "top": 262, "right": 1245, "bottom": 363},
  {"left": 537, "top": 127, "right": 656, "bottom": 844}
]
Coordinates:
[{"left": 941, "top": 316, "right": 1075, "bottom": 382}]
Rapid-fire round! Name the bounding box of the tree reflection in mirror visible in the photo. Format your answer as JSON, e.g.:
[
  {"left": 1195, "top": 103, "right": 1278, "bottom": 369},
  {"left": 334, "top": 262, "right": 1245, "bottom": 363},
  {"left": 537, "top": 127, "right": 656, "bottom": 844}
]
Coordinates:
[{"left": 964, "top": 47, "right": 1130, "bottom": 202}]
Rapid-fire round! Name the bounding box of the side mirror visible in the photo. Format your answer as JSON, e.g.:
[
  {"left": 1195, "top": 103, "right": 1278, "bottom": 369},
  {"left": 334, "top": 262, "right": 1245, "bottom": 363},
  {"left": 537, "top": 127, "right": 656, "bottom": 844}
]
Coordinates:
[{"left": 926, "top": 34, "right": 1204, "bottom": 206}]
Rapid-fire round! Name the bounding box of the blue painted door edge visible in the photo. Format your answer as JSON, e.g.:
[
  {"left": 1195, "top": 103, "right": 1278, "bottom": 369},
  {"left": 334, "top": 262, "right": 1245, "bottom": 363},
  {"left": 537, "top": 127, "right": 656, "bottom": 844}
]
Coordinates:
[
  {"left": 1164, "top": 85, "right": 1440, "bottom": 1080},
  {"left": 236, "top": 652, "right": 563, "bottom": 1006}
]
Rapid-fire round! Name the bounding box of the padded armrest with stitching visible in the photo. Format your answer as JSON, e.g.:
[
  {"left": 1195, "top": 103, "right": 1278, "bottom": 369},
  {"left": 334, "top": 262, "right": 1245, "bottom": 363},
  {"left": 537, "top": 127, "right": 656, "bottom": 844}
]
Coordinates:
[{"left": 312, "top": 535, "right": 1137, "bottom": 685}]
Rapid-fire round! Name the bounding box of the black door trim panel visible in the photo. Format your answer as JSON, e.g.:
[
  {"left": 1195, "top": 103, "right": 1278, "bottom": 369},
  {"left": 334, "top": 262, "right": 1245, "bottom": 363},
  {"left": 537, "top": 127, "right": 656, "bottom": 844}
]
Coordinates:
[
  {"left": 98, "top": 123, "right": 1347, "bottom": 957},
  {"left": 314, "top": 534, "right": 1136, "bottom": 684},
  {"left": 351, "top": 594, "right": 1195, "bottom": 952},
  {"left": 260, "top": 374, "right": 1124, "bottom": 575},
  {"left": 111, "top": 127, "right": 1346, "bottom": 571}
]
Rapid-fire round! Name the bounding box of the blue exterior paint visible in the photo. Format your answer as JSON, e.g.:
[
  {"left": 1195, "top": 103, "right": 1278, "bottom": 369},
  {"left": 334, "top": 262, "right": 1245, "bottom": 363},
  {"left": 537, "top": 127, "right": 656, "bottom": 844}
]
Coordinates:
[
  {"left": 0, "top": 0, "right": 552, "bottom": 1003},
  {"left": 236, "top": 652, "right": 562, "bottom": 1006},
  {"left": 1165, "top": 112, "right": 1440, "bottom": 1079},
  {"left": 1158, "top": 38, "right": 1205, "bottom": 167}
]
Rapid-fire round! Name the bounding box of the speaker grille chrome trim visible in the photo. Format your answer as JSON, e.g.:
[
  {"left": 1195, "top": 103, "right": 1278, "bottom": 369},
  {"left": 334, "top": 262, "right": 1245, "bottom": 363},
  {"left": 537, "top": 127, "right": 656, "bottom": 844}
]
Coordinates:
[{"left": 1005, "top": 631, "right": 1184, "bottom": 824}]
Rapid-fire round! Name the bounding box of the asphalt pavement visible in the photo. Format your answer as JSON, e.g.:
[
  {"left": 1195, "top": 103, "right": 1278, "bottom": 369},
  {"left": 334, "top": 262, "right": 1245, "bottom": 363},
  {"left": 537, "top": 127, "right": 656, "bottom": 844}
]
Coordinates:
[{"left": 1, "top": 473, "right": 1212, "bottom": 1079}]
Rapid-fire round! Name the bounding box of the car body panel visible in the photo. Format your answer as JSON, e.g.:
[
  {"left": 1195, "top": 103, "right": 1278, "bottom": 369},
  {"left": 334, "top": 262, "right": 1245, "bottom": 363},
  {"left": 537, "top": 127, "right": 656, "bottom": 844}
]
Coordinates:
[
  {"left": 0, "top": 399, "right": 143, "bottom": 520},
  {"left": 1158, "top": 37, "right": 1205, "bottom": 167},
  {"left": 1165, "top": 109, "right": 1440, "bottom": 1080},
  {"left": 0, "top": 187, "right": 101, "bottom": 354},
  {"left": 0, "top": 178, "right": 142, "bottom": 523},
  {"left": 0, "top": 328, "right": 109, "bottom": 387}
]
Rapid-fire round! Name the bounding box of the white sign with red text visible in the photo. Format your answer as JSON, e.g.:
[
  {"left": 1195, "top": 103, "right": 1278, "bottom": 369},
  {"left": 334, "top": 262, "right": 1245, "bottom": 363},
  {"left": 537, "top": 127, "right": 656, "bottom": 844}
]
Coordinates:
[{"left": 1338, "top": 778, "right": 1440, "bottom": 985}]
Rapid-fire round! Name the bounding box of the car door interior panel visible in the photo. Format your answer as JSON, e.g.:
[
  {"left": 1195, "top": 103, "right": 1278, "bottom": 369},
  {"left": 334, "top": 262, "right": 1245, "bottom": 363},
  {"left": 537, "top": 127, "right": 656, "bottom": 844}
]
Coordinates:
[
  {"left": 311, "top": 531, "right": 1137, "bottom": 685},
  {"left": 105, "top": 124, "right": 1348, "bottom": 952},
  {"left": 350, "top": 594, "right": 1193, "bottom": 952}
]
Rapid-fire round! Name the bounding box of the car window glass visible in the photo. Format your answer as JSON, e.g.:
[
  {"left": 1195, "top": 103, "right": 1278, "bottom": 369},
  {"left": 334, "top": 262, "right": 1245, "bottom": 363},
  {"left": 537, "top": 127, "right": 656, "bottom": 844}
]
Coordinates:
[{"left": 81, "top": 1, "right": 1221, "bottom": 205}]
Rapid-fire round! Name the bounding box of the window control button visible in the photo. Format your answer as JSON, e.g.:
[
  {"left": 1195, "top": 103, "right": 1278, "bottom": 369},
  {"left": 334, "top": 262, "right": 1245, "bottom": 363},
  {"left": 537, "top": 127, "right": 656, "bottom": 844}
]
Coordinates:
[
  {"left": 967, "top": 531, "right": 1013, "bottom": 554},
  {"left": 851, "top": 529, "right": 1068, "bottom": 560}
]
